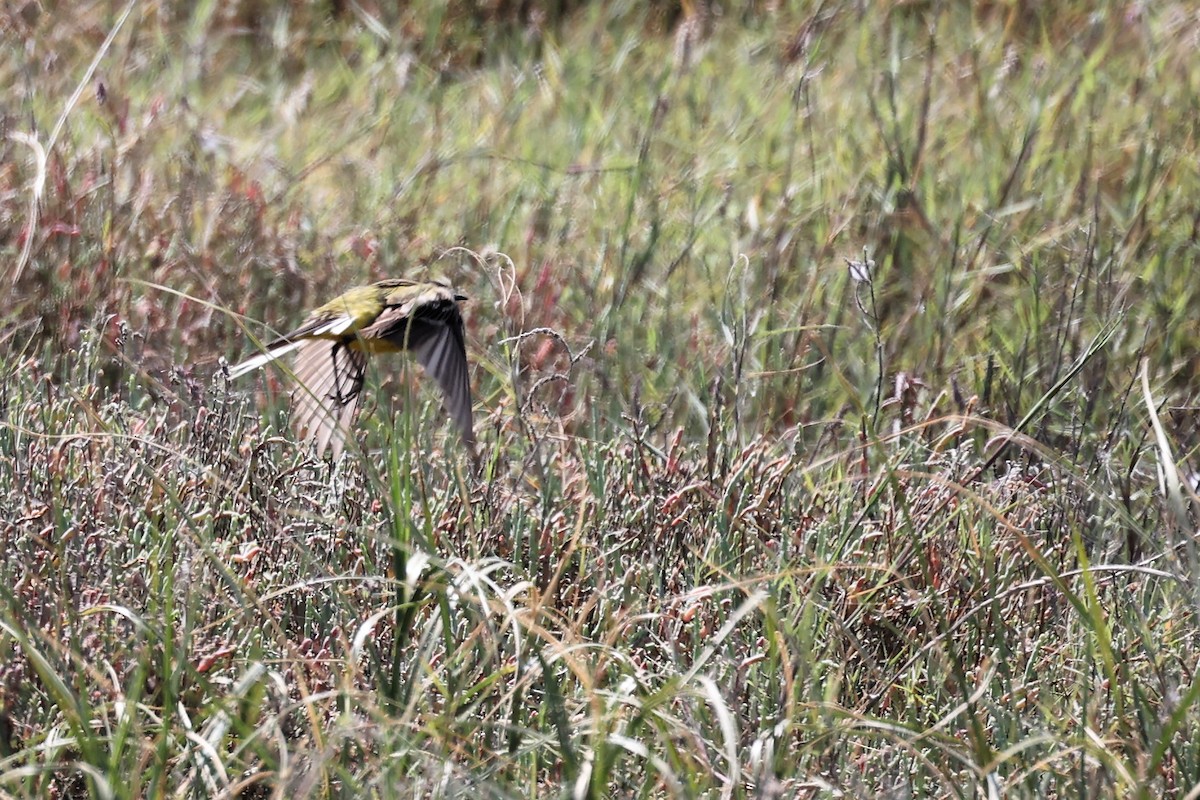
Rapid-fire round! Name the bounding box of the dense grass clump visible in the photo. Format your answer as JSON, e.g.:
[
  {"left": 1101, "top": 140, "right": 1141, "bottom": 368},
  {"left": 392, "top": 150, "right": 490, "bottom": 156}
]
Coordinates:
[{"left": 1, "top": 1, "right": 1198, "bottom": 796}]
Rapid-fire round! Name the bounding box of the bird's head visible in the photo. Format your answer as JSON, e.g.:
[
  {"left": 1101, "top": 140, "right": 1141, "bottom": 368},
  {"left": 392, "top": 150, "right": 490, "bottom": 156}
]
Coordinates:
[{"left": 430, "top": 277, "right": 468, "bottom": 302}]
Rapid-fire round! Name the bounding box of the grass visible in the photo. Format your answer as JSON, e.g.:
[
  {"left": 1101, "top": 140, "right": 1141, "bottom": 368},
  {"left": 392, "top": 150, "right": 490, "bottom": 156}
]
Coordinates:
[{"left": 1, "top": 0, "right": 1199, "bottom": 796}]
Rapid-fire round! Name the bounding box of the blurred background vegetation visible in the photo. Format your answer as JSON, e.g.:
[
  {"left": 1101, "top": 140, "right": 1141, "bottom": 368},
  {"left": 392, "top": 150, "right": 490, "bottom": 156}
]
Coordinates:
[{"left": 1, "top": 0, "right": 1198, "bottom": 796}]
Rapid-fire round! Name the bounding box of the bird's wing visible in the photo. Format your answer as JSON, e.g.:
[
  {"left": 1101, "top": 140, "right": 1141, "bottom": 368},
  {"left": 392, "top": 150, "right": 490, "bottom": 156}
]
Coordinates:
[
  {"left": 290, "top": 338, "right": 368, "bottom": 459},
  {"left": 411, "top": 316, "right": 475, "bottom": 446},
  {"left": 364, "top": 302, "right": 475, "bottom": 445}
]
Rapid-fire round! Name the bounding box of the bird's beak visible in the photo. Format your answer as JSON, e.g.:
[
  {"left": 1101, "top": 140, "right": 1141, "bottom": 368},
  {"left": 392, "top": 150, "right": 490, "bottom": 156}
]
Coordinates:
[{"left": 454, "top": 292, "right": 469, "bottom": 302}]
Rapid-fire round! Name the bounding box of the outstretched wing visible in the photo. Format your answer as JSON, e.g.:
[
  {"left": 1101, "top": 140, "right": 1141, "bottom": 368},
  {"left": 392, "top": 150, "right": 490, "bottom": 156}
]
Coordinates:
[
  {"left": 365, "top": 299, "right": 474, "bottom": 446},
  {"left": 410, "top": 315, "right": 474, "bottom": 446},
  {"left": 290, "top": 338, "right": 368, "bottom": 459}
]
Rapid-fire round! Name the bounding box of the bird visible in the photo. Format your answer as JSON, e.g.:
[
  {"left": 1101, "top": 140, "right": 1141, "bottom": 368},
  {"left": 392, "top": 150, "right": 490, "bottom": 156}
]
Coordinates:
[{"left": 226, "top": 278, "right": 474, "bottom": 459}]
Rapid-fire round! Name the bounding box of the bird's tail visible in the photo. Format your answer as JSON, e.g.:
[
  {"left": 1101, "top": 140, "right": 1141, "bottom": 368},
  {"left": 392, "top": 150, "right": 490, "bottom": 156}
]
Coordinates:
[{"left": 226, "top": 339, "right": 305, "bottom": 379}]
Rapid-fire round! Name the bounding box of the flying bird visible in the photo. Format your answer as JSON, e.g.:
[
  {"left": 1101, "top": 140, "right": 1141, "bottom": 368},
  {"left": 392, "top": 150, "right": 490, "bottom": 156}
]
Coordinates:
[{"left": 227, "top": 278, "right": 474, "bottom": 459}]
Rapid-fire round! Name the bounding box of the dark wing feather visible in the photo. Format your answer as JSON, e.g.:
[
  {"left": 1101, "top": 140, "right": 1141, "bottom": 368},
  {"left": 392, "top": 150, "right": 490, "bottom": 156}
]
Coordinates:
[
  {"left": 410, "top": 317, "right": 475, "bottom": 446},
  {"left": 291, "top": 339, "right": 367, "bottom": 459},
  {"left": 365, "top": 300, "right": 474, "bottom": 446}
]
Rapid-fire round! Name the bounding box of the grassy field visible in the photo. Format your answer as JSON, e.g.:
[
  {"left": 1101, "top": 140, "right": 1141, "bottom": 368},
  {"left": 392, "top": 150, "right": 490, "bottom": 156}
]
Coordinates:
[{"left": 2, "top": 1, "right": 1199, "bottom": 796}]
